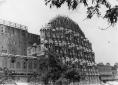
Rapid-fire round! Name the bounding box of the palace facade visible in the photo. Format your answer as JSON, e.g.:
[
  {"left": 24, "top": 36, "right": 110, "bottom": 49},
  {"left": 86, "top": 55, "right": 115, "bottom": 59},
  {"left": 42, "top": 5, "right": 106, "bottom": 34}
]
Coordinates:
[{"left": 40, "top": 16, "right": 100, "bottom": 84}]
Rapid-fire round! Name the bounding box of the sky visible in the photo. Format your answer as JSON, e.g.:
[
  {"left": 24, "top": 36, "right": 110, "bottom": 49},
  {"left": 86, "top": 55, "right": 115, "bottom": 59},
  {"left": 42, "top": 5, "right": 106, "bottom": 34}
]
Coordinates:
[{"left": 0, "top": 0, "right": 118, "bottom": 65}]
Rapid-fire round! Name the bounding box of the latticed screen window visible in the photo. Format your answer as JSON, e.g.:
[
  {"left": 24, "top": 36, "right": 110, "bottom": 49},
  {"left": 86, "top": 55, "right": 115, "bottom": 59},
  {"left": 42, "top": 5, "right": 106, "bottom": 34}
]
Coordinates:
[
  {"left": 53, "top": 34, "right": 55, "bottom": 38},
  {"left": 63, "top": 49, "right": 65, "bottom": 54},
  {"left": 46, "top": 31, "right": 50, "bottom": 37}
]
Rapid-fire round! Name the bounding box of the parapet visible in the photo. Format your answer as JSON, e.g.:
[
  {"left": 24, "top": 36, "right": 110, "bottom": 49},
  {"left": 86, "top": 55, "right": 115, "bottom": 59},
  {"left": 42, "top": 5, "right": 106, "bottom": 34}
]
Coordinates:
[{"left": 0, "top": 19, "right": 28, "bottom": 31}]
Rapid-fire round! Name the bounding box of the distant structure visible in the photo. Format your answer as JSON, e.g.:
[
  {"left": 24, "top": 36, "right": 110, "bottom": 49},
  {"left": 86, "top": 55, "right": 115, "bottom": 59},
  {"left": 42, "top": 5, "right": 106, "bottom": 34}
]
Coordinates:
[
  {"left": 97, "top": 63, "right": 113, "bottom": 82},
  {"left": 40, "top": 16, "right": 100, "bottom": 84},
  {"left": 0, "top": 19, "right": 40, "bottom": 82},
  {"left": 97, "top": 63, "right": 118, "bottom": 82}
]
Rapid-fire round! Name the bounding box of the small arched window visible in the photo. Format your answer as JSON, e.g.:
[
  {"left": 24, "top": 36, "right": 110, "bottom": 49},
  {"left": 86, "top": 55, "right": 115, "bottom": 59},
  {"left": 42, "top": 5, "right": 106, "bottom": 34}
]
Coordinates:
[
  {"left": 23, "top": 62, "right": 27, "bottom": 69},
  {"left": 10, "top": 62, "right": 14, "bottom": 68},
  {"left": 33, "top": 60, "right": 37, "bottom": 69},
  {"left": 28, "top": 61, "right": 32, "bottom": 69},
  {"left": 16, "top": 62, "right": 21, "bottom": 69}
]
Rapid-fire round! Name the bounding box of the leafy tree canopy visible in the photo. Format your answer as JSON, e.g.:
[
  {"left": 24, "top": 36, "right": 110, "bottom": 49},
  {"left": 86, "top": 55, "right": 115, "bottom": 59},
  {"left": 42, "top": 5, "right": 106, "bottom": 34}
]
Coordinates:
[
  {"left": 44, "top": 0, "right": 118, "bottom": 26},
  {"left": 38, "top": 53, "right": 81, "bottom": 85},
  {"left": 64, "top": 68, "right": 81, "bottom": 82}
]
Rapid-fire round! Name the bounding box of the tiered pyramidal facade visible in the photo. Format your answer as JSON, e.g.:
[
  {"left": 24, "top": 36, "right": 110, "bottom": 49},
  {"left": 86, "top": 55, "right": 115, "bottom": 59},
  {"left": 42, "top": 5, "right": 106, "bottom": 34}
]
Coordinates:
[{"left": 40, "top": 16, "right": 99, "bottom": 84}]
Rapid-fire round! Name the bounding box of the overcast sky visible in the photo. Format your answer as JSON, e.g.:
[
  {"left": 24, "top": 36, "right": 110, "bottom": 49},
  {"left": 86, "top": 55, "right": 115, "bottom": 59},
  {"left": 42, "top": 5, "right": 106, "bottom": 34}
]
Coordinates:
[{"left": 0, "top": 0, "right": 118, "bottom": 65}]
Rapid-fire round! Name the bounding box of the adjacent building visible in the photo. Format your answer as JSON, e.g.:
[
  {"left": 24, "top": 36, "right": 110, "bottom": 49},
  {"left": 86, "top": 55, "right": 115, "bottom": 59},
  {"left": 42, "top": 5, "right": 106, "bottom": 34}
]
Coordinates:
[
  {"left": 0, "top": 20, "right": 27, "bottom": 55},
  {"left": 97, "top": 63, "right": 113, "bottom": 82},
  {"left": 97, "top": 63, "right": 118, "bottom": 82},
  {"left": 0, "top": 19, "right": 40, "bottom": 55},
  {"left": 0, "top": 19, "right": 40, "bottom": 82},
  {"left": 40, "top": 16, "right": 100, "bottom": 84},
  {"left": 112, "top": 66, "right": 118, "bottom": 80}
]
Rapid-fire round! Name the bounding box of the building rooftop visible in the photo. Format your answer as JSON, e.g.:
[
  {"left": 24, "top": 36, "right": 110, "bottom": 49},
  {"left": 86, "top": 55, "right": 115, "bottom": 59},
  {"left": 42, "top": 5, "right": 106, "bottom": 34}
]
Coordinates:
[{"left": 0, "top": 19, "right": 28, "bottom": 31}]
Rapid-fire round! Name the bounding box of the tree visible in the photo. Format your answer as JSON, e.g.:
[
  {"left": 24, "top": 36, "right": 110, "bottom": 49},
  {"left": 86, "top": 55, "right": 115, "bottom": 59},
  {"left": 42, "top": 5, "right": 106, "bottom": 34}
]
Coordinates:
[
  {"left": 64, "top": 68, "right": 80, "bottom": 83},
  {"left": 38, "top": 52, "right": 81, "bottom": 85},
  {"left": 38, "top": 54, "right": 65, "bottom": 84},
  {"left": 44, "top": 0, "right": 118, "bottom": 28}
]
